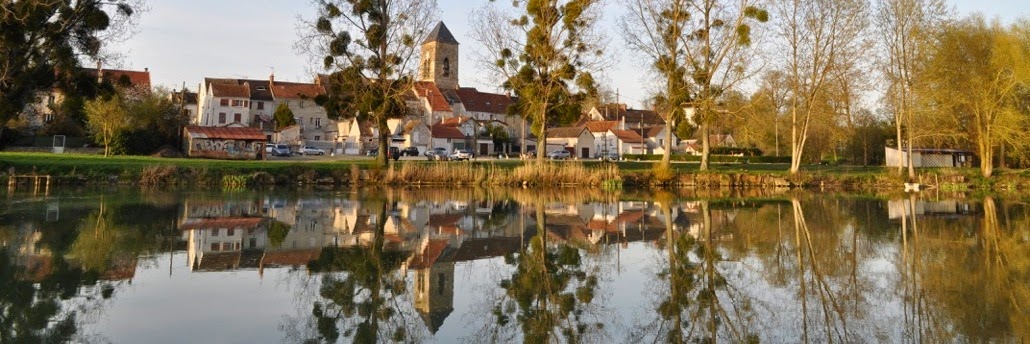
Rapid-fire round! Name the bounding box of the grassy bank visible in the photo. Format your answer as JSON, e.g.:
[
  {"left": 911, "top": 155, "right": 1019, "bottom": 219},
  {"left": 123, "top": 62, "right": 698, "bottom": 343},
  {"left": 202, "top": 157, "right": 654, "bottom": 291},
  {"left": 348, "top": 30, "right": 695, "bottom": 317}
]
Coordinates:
[{"left": 2, "top": 152, "right": 1027, "bottom": 191}]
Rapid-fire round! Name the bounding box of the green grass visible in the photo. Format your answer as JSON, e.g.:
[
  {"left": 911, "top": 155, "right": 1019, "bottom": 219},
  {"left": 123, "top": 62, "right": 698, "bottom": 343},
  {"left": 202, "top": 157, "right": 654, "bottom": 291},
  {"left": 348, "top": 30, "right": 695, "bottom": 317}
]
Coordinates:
[{"left": 0, "top": 152, "right": 374, "bottom": 175}]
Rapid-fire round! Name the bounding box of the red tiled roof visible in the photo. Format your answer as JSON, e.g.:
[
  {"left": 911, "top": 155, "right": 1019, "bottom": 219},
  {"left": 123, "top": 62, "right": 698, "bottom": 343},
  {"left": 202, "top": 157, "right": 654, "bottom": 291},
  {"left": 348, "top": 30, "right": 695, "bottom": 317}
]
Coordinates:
[
  {"left": 546, "top": 127, "right": 587, "bottom": 139},
  {"left": 582, "top": 121, "right": 619, "bottom": 133},
  {"left": 210, "top": 83, "right": 250, "bottom": 98},
  {"left": 431, "top": 123, "right": 466, "bottom": 139},
  {"left": 181, "top": 217, "right": 265, "bottom": 231},
  {"left": 271, "top": 82, "right": 325, "bottom": 99},
  {"left": 88, "top": 68, "right": 151, "bottom": 88},
  {"left": 455, "top": 87, "right": 511, "bottom": 114},
  {"left": 262, "top": 249, "right": 322, "bottom": 266},
  {"left": 594, "top": 104, "right": 665, "bottom": 126},
  {"left": 642, "top": 126, "right": 666, "bottom": 139},
  {"left": 186, "top": 126, "right": 266, "bottom": 140},
  {"left": 428, "top": 213, "right": 462, "bottom": 227},
  {"left": 413, "top": 81, "right": 452, "bottom": 112},
  {"left": 611, "top": 129, "right": 644, "bottom": 144},
  {"left": 408, "top": 239, "right": 450, "bottom": 269},
  {"left": 615, "top": 210, "right": 646, "bottom": 224}
]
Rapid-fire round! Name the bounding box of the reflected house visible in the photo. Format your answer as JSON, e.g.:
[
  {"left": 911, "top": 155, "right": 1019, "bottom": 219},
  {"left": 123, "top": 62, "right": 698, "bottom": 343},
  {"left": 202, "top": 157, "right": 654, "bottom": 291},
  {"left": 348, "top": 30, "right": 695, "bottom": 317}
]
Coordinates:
[
  {"left": 181, "top": 217, "right": 266, "bottom": 271},
  {"left": 3, "top": 223, "right": 55, "bottom": 283},
  {"left": 887, "top": 199, "right": 976, "bottom": 219}
]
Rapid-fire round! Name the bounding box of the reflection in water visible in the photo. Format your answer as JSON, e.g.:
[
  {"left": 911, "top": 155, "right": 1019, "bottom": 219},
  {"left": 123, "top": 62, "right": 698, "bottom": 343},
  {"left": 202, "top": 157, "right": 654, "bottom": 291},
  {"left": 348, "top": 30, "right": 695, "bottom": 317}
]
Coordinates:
[{"left": 0, "top": 188, "right": 1026, "bottom": 343}]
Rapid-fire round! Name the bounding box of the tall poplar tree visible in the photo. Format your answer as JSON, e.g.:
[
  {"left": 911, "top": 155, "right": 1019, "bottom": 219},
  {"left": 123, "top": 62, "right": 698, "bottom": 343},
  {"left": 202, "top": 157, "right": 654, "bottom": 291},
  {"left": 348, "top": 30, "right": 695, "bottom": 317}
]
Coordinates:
[
  {"left": 641, "top": 0, "right": 766, "bottom": 171},
  {"left": 299, "top": 0, "right": 437, "bottom": 166},
  {"left": 623, "top": 0, "right": 693, "bottom": 170},
  {"left": 476, "top": 0, "right": 603, "bottom": 164}
]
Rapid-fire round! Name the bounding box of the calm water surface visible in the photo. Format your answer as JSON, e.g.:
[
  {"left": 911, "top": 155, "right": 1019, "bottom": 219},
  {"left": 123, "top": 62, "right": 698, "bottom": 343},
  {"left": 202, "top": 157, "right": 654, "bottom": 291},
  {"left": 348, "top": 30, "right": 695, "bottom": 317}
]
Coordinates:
[{"left": 0, "top": 187, "right": 1026, "bottom": 343}]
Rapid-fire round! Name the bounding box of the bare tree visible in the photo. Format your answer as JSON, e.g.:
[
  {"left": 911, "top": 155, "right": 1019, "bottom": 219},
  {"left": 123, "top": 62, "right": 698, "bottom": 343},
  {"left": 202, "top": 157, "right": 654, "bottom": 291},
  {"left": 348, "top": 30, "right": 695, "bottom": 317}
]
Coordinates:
[
  {"left": 621, "top": 0, "right": 695, "bottom": 170},
  {"left": 875, "top": 0, "right": 948, "bottom": 178},
  {"left": 662, "top": 0, "right": 767, "bottom": 171},
  {"left": 773, "top": 0, "right": 870, "bottom": 174}
]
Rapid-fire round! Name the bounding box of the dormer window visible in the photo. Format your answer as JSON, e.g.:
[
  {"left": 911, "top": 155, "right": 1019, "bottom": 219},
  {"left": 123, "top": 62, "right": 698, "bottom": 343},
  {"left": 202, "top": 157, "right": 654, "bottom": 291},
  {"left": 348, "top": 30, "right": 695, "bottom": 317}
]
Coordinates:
[{"left": 257, "top": 86, "right": 267, "bottom": 91}]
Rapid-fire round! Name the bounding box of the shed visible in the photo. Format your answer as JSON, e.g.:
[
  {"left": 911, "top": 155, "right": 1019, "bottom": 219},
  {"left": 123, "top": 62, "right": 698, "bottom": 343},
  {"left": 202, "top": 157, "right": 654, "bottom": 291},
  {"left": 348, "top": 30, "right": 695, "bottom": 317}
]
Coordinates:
[
  {"left": 885, "top": 147, "right": 975, "bottom": 168},
  {"left": 184, "top": 126, "right": 266, "bottom": 160}
]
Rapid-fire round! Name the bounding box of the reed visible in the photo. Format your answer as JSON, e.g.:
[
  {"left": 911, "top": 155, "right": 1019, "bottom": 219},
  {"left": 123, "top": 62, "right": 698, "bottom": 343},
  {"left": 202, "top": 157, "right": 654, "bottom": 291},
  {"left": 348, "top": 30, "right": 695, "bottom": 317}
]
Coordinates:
[{"left": 381, "top": 161, "right": 620, "bottom": 187}]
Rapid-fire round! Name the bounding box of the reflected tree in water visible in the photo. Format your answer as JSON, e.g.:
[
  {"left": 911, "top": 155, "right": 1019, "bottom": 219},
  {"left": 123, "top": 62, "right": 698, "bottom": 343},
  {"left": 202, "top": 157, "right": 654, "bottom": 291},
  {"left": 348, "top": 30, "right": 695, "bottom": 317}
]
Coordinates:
[
  {"left": 899, "top": 195, "right": 1029, "bottom": 342},
  {"left": 483, "top": 201, "right": 603, "bottom": 343},
  {"left": 302, "top": 198, "right": 418, "bottom": 343},
  {"left": 631, "top": 193, "right": 758, "bottom": 343}
]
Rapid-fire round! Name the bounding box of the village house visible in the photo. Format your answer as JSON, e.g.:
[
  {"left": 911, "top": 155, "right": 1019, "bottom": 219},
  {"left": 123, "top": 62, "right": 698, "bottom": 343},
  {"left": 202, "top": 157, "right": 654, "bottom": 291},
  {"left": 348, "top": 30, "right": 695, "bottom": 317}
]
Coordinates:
[
  {"left": 611, "top": 129, "right": 647, "bottom": 155},
  {"left": 885, "top": 147, "right": 975, "bottom": 168},
  {"left": 581, "top": 120, "right": 620, "bottom": 157},
  {"left": 545, "top": 127, "right": 595, "bottom": 158},
  {"left": 587, "top": 104, "right": 666, "bottom": 129},
  {"left": 196, "top": 75, "right": 329, "bottom": 145},
  {"left": 171, "top": 89, "right": 199, "bottom": 124},
  {"left": 19, "top": 63, "right": 151, "bottom": 132}
]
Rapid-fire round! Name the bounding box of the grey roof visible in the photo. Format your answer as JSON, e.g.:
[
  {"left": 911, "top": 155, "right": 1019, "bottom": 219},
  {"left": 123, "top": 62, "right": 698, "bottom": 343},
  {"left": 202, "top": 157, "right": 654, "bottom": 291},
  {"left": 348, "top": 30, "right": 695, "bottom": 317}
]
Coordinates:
[{"left": 423, "top": 22, "right": 459, "bottom": 45}]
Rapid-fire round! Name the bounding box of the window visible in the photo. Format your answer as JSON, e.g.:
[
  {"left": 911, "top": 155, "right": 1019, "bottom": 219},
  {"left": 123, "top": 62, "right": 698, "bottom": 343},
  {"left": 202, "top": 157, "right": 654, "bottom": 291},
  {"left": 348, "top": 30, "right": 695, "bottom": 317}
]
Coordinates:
[
  {"left": 227, "top": 228, "right": 235, "bottom": 236},
  {"left": 257, "top": 101, "right": 265, "bottom": 110},
  {"left": 212, "top": 228, "right": 219, "bottom": 236},
  {"left": 232, "top": 100, "right": 245, "bottom": 107},
  {"left": 234, "top": 113, "right": 242, "bottom": 123},
  {"left": 220, "top": 99, "right": 229, "bottom": 106},
  {"left": 314, "top": 136, "right": 320, "bottom": 141},
  {"left": 218, "top": 113, "right": 226, "bottom": 124},
  {"left": 211, "top": 243, "right": 219, "bottom": 251},
  {"left": 315, "top": 118, "right": 321, "bottom": 127},
  {"left": 443, "top": 58, "right": 450, "bottom": 77}
]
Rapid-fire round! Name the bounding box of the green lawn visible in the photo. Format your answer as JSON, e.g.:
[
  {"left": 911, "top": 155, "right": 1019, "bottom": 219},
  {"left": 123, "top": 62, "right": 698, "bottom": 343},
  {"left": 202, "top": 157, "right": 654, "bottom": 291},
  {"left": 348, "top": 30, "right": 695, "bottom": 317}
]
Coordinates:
[{"left": 0, "top": 151, "right": 947, "bottom": 178}]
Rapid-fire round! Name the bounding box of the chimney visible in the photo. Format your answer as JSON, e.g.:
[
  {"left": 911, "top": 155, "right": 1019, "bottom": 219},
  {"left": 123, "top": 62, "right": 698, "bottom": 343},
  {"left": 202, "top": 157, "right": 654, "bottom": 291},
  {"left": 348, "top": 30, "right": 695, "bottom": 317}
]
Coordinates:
[
  {"left": 269, "top": 73, "right": 275, "bottom": 86},
  {"left": 96, "top": 60, "right": 103, "bottom": 84},
  {"left": 144, "top": 67, "right": 149, "bottom": 72}
]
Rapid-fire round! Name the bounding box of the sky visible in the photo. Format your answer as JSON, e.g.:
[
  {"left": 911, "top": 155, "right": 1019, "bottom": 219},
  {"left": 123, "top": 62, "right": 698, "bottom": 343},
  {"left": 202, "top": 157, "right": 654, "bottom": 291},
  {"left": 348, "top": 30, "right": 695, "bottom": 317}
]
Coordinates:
[{"left": 114, "top": 0, "right": 1028, "bottom": 109}]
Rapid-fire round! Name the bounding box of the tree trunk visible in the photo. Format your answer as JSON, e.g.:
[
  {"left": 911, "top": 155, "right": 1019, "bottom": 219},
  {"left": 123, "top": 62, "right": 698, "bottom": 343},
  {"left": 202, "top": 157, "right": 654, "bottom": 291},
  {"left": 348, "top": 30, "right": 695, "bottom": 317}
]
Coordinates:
[
  {"left": 376, "top": 115, "right": 389, "bottom": 166},
  {"left": 905, "top": 105, "right": 915, "bottom": 180},
  {"left": 660, "top": 117, "right": 674, "bottom": 169},
  {"left": 700, "top": 122, "right": 710, "bottom": 171},
  {"left": 895, "top": 112, "right": 903, "bottom": 175},
  {"left": 536, "top": 106, "right": 546, "bottom": 165}
]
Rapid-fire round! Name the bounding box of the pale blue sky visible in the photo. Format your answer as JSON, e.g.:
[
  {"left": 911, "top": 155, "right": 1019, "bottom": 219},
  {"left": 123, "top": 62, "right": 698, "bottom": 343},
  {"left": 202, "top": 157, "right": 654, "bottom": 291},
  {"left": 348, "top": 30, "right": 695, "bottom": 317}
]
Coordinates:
[{"left": 116, "top": 0, "right": 1028, "bottom": 108}]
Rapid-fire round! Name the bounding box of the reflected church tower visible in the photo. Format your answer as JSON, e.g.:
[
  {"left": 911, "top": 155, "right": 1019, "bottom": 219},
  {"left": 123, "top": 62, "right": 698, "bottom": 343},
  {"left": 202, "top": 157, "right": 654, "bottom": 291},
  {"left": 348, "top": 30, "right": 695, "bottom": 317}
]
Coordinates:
[
  {"left": 410, "top": 237, "right": 456, "bottom": 334},
  {"left": 418, "top": 22, "right": 460, "bottom": 90}
]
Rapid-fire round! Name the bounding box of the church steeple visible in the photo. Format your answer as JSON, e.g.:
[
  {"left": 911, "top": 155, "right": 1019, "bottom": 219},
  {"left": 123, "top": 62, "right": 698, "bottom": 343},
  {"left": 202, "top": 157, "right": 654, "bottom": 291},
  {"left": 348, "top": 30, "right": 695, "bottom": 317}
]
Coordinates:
[{"left": 419, "top": 22, "right": 460, "bottom": 90}]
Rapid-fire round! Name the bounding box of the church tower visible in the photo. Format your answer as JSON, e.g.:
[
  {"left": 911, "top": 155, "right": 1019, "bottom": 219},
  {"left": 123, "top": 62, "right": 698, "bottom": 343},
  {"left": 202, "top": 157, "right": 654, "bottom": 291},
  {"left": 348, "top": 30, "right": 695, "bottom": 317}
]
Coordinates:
[{"left": 419, "top": 22, "right": 460, "bottom": 90}]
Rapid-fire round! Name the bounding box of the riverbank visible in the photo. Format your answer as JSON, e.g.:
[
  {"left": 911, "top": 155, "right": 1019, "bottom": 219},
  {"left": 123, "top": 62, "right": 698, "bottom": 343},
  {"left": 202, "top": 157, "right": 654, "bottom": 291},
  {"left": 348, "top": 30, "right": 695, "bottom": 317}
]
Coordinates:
[{"left": 1, "top": 152, "right": 1027, "bottom": 191}]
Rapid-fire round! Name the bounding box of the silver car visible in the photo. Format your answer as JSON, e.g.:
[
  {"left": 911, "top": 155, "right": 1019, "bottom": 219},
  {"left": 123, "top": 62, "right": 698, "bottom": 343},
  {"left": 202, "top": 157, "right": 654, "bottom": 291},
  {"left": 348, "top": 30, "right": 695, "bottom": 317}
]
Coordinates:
[
  {"left": 547, "top": 149, "right": 571, "bottom": 160},
  {"left": 449, "top": 149, "right": 472, "bottom": 161},
  {"left": 425, "top": 147, "right": 449, "bottom": 161}
]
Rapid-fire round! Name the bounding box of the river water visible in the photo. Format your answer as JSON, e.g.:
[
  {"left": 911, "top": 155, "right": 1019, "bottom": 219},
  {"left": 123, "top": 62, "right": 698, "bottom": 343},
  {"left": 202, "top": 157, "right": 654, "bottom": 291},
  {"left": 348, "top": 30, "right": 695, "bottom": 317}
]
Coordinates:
[{"left": 0, "top": 187, "right": 1026, "bottom": 343}]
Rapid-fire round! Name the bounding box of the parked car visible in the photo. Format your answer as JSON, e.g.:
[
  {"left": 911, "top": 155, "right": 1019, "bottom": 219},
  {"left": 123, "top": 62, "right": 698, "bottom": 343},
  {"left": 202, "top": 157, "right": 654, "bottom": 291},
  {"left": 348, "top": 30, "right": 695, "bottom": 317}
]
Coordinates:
[
  {"left": 301, "top": 146, "right": 326, "bottom": 155},
  {"left": 449, "top": 148, "right": 473, "bottom": 161},
  {"left": 271, "top": 144, "right": 291, "bottom": 157},
  {"left": 547, "top": 149, "right": 571, "bottom": 160},
  {"left": 401, "top": 147, "right": 420, "bottom": 156},
  {"left": 264, "top": 143, "right": 274, "bottom": 154},
  {"left": 595, "top": 151, "right": 619, "bottom": 161},
  {"left": 425, "top": 147, "right": 449, "bottom": 161}
]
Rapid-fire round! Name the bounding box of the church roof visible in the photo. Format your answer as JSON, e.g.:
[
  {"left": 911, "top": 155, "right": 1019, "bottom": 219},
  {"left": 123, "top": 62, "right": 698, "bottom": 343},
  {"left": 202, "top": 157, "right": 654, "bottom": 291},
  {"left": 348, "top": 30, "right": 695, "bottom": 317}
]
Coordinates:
[{"left": 423, "top": 22, "right": 459, "bottom": 45}]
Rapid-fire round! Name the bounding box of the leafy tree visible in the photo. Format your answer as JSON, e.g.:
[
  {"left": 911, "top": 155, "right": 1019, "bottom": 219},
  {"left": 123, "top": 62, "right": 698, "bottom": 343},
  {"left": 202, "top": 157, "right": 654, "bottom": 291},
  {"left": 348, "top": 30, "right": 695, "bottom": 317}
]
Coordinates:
[
  {"left": 475, "top": 0, "right": 603, "bottom": 163},
  {"left": 0, "top": 0, "right": 138, "bottom": 145},
  {"left": 875, "top": 0, "right": 949, "bottom": 178},
  {"left": 118, "top": 87, "right": 188, "bottom": 154},
  {"left": 299, "top": 0, "right": 437, "bottom": 166},
  {"left": 84, "top": 96, "right": 128, "bottom": 156},
  {"left": 272, "top": 102, "right": 296, "bottom": 129},
  {"left": 267, "top": 220, "right": 291, "bottom": 248},
  {"left": 921, "top": 17, "right": 1030, "bottom": 177}
]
